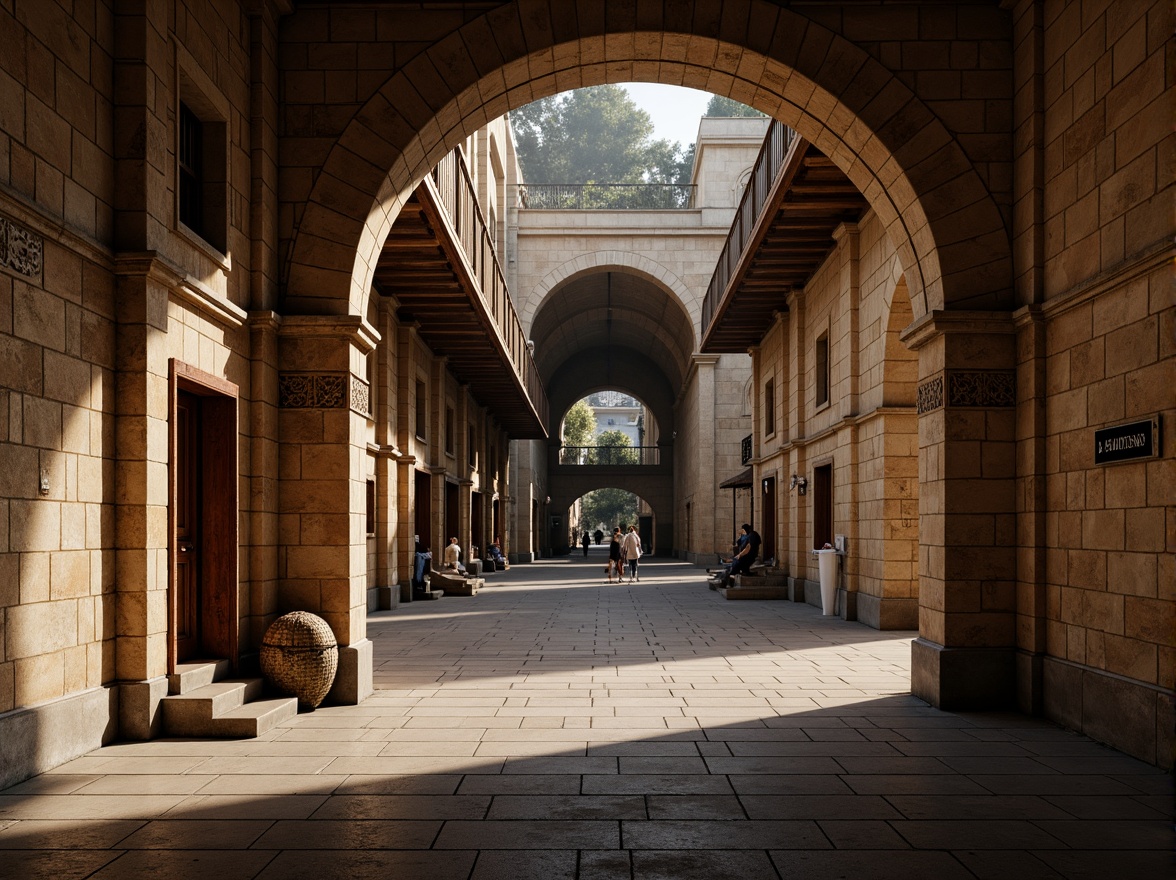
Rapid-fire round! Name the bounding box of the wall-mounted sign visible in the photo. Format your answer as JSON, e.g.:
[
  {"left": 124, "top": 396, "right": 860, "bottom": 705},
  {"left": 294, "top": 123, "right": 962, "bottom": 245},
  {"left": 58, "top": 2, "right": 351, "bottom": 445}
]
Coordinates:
[{"left": 1094, "top": 417, "right": 1159, "bottom": 465}]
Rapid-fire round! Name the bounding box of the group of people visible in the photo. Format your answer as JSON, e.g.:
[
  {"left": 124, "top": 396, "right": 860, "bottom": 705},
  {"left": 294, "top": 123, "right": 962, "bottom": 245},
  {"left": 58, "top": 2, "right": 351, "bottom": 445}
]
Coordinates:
[{"left": 602, "top": 524, "right": 642, "bottom": 584}]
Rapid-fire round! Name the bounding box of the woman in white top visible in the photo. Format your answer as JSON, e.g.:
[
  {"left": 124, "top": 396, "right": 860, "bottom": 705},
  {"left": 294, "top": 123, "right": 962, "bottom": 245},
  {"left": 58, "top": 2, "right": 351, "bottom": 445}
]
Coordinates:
[{"left": 621, "top": 525, "right": 642, "bottom": 583}]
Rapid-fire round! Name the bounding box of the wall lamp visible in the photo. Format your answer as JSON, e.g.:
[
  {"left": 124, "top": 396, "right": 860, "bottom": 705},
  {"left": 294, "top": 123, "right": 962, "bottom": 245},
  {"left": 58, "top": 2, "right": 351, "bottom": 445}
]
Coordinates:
[{"left": 790, "top": 474, "right": 808, "bottom": 495}]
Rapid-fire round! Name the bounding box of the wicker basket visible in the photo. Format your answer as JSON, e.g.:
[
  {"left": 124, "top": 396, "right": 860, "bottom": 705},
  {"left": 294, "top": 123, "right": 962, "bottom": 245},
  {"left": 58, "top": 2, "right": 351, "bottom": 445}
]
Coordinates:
[{"left": 260, "top": 611, "right": 339, "bottom": 710}]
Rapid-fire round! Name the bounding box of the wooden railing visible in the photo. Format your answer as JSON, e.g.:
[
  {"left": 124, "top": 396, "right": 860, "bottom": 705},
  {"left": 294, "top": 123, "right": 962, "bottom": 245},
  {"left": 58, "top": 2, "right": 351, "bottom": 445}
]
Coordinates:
[
  {"left": 429, "top": 151, "right": 549, "bottom": 428},
  {"left": 700, "top": 121, "right": 795, "bottom": 335},
  {"left": 516, "top": 183, "right": 696, "bottom": 210}
]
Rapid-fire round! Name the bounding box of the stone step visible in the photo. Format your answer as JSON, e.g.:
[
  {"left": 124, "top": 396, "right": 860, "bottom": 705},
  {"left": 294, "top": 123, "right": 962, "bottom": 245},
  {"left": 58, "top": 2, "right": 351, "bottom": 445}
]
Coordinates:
[
  {"left": 162, "top": 678, "right": 269, "bottom": 737},
  {"left": 211, "top": 697, "right": 299, "bottom": 738},
  {"left": 168, "top": 659, "right": 232, "bottom": 696},
  {"left": 733, "top": 574, "right": 788, "bottom": 587},
  {"left": 719, "top": 585, "right": 793, "bottom": 600}
]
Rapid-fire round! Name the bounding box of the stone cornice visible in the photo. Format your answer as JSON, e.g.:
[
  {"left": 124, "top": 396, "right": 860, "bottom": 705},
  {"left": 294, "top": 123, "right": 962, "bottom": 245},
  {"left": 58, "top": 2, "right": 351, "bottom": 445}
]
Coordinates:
[
  {"left": 278, "top": 314, "right": 381, "bottom": 352},
  {"left": 899, "top": 310, "right": 1016, "bottom": 350}
]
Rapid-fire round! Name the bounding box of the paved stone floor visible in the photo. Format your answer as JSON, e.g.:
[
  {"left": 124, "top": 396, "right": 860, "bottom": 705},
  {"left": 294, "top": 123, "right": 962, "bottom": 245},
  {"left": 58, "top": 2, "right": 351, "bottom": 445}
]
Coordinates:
[{"left": 0, "top": 553, "right": 1170, "bottom": 879}]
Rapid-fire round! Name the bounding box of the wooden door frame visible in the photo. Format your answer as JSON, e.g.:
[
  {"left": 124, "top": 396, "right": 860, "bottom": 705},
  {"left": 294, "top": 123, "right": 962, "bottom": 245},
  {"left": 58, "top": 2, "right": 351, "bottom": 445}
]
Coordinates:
[{"left": 168, "top": 360, "right": 239, "bottom": 674}]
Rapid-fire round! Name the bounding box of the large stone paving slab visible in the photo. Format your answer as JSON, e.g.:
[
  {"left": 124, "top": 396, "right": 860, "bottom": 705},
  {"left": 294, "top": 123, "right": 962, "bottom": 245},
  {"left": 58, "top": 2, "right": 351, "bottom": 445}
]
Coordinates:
[{"left": 0, "top": 556, "right": 1169, "bottom": 879}]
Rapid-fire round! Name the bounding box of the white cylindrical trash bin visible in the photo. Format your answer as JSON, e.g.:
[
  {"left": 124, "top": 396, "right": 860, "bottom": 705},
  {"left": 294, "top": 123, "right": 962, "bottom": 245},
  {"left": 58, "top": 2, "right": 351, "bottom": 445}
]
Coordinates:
[{"left": 816, "top": 549, "right": 838, "bottom": 615}]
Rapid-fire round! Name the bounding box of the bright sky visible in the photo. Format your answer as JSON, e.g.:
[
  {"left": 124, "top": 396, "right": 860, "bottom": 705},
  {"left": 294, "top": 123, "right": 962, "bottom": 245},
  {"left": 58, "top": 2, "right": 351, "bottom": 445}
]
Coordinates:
[{"left": 620, "top": 83, "right": 713, "bottom": 147}]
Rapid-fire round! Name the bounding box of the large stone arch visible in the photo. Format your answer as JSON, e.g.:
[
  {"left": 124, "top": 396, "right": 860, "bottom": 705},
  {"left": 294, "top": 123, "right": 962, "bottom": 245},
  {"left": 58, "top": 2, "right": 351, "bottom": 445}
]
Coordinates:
[
  {"left": 520, "top": 252, "right": 700, "bottom": 339},
  {"left": 284, "top": 0, "right": 1012, "bottom": 321}
]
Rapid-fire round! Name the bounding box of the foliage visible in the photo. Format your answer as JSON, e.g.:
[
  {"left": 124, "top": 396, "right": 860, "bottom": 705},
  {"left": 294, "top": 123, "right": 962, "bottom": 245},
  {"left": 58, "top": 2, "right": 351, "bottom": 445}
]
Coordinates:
[
  {"left": 589, "top": 429, "right": 638, "bottom": 465},
  {"left": 561, "top": 400, "right": 596, "bottom": 449},
  {"left": 704, "top": 95, "right": 765, "bottom": 118},
  {"left": 579, "top": 487, "right": 639, "bottom": 534},
  {"left": 511, "top": 85, "right": 694, "bottom": 187}
]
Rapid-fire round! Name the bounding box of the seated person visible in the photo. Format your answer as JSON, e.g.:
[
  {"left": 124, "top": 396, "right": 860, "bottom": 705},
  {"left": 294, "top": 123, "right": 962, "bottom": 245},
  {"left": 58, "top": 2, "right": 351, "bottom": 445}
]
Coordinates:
[
  {"left": 721, "top": 524, "right": 761, "bottom": 587},
  {"left": 442, "top": 536, "right": 465, "bottom": 573},
  {"left": 487, "top": 540, "right": 506, "bottom": 564},
  {"left": 412, "top": 538, "right": 432, "bottom": 592}
]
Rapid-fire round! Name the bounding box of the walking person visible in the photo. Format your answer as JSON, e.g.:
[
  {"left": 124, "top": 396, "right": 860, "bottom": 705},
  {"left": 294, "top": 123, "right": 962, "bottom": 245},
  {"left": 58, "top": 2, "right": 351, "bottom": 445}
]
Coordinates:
[
  {"left": 606, "top": 527, "right": 623, "bottom": 583},
  {"left": 581, "top": 531, "right": 591, "bottom": 557},
  {"left": 622, "top": 524, "right": 642, "bottom": 582}
]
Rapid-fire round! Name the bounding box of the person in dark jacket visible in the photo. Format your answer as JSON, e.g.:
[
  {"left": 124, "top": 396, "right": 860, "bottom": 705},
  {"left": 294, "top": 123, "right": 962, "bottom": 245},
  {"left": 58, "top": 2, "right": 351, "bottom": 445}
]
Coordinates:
[
  {"left": 606, "top": 527, "right": 623, "bottom": 583},
  {"left": 582, "top": 532, "right": 591, "bottom": 557},
  {"left": 721, "top": 524, "right": 760, "bottom": 587}
]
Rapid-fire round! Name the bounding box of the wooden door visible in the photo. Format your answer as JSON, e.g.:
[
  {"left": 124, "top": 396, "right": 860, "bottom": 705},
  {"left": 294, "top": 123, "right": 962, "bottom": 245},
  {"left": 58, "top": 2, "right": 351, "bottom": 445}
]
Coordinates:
[
  {"left": 175, "top": 391, "right": 202, "bottom": 661},
  {"left": 761, "top": 477, "right": 776, "bottom": 560},
  {"left": 813, "top": 464, "right": 833, "bottom": 550}
]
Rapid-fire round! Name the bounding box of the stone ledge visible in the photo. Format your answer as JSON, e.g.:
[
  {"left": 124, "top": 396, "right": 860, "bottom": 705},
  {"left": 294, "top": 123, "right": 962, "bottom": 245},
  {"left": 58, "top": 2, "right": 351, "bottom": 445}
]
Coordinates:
[
  {"left": 0, "top": 686, "right": 119, "bottom": 790},
  {"left": 1042, "top": 656, "right": 1174, "bottom": 770}
]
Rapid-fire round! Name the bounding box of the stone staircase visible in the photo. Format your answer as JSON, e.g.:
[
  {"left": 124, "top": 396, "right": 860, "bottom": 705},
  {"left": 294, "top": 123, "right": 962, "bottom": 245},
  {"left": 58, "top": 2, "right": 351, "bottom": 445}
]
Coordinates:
[{"left": 162, "top": 660, "right": 298, "bottom": 737}]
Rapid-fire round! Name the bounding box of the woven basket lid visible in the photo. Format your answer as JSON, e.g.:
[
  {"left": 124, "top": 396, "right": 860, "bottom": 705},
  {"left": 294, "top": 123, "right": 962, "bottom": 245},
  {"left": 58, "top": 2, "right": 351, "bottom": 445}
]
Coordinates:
[{"left": 262, "top": 610, "right": 338, "bottom": 649}]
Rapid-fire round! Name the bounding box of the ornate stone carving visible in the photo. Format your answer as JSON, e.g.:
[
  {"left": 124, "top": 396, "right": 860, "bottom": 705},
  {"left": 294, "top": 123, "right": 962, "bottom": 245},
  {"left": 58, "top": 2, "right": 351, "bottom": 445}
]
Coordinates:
[
  {"left": 350, "top": 376, "right": 371, "bottom": 416},
  {"left": 0, "top": 215, "right": 44, "bottom": 278},
  {"left": 948, "top": 371, "right": 1016, "bottom": 408},
  {"left": 279, "top": 373, "right": 349, "bottom": 409},
  {"left": 916, "top": 376, "right": 943, "bottom": 414}
]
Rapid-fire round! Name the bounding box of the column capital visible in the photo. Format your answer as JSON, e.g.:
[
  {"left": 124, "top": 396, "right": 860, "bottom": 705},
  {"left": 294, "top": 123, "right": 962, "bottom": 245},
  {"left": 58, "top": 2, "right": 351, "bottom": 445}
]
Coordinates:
[
  {"left": 279, "top": 314, "right": 381, "bottom": 353},
  {"left": 899, "top": 310, "right": 1016, "bottom": 350}
]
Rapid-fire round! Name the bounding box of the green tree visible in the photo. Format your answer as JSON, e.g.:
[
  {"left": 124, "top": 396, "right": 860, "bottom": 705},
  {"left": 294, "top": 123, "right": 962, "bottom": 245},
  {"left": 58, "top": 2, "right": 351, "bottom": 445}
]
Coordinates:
[
  {"left": 589, "top": 429, "right": 638, "bottom": 465},
  {"left": 704, "top": 95, "right": 765, "bottom": 118},
  {"left": 511, "top": 86, "right": 693, "bottom": 189},
  {"left": 580, "top": 488, "right": 639, "bottom": 534},
  {"left": 561, "top": 400, "right": 596, "bottom": 463}
]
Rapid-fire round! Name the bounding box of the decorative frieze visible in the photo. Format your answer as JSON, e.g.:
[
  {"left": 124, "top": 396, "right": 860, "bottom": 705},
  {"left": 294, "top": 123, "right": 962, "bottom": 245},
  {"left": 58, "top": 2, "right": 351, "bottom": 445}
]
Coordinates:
[
  {"left": 917, "top": 371, "right": 1015, "bottom": 414},
  {"left": 279, "top": 372, "right": 371, "bottom": 415},
  {"left": 948, "top": 371, "right": 1016, "bottom": 408},
  {"left": 0, "top": 215, "right": 43, "bottom": 279}
]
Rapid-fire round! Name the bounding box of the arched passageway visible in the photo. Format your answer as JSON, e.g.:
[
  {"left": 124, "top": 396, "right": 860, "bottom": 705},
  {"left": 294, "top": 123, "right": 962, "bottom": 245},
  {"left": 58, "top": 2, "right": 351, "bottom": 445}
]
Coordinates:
[{"left": 282, "top": 0, "right": 1013, "bottom": 321}]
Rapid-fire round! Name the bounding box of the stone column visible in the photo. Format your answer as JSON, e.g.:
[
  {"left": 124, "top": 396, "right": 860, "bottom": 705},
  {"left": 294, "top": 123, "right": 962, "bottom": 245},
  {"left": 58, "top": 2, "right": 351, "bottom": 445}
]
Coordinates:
[
  {"left": 903, "top": 312, "right": 1018, "bottom": 709},
  {"left": 692, "top": 355, "right": 719, "bottom": 556},
  {"left": 785, "top": 291, "right": 808, "bottom": 601},
  {"left": 277, "top": 315, "right": 377, "bottom": 705},
  {"left": 114, "top": 255, "right": 176, "bottom": 738},
  {"left": 247, "top": 311, "right": 281, "bottom": 653}
]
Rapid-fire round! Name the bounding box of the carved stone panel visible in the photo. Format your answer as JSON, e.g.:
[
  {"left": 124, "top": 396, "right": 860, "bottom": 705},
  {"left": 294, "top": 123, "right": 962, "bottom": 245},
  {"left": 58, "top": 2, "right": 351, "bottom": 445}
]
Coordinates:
[
  {"left": 948, "top": 371, "right": 1016, "bottom": 408},
  {"left": 279, "top": 373, "right": 349, "bottom": 409},
  {"left": 0, "top": 215, "right": 44, "bottom": 279},
  {"left": 918, "top": 371, "right": 1016, "bottom": 415},
  {"left": 916, "top": 376, "right": 943, "bottom": 414}
]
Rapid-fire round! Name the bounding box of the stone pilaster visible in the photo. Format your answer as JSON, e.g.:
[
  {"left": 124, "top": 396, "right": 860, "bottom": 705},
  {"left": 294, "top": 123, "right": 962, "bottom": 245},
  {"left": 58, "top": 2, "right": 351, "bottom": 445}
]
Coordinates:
[
  {"left": 903, "top": 311, "right": 1018, "bottom": 709},
  {"left": 246, "top": 311, "right": 281, "bottom": 656},
  {"left": 114, "top": 254, "right": 177, "bottom": 738},
  {"left": 692, "top": 354, "right": 719, "bottom": 556},
  {"left": 276, "top": 315, "right": 378, "bottom": 705}
]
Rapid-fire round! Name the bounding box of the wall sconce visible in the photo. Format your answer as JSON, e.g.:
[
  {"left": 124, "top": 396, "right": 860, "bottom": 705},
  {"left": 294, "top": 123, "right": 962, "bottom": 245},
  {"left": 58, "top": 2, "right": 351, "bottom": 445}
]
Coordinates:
[{"left": 790, "top": 474, "right": 808, "bottom": 495}]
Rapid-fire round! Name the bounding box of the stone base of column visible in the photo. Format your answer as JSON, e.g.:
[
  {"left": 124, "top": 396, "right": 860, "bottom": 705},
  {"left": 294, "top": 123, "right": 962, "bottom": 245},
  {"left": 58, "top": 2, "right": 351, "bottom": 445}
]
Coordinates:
[
  {"left": 0, "top": 686, "right": 118, "bottom": 789},
  {"left": 330, "top": 638, "right": 374, "bottom": 705},
  {"left": 1042, "top": 656, "right": 1173, "bottom": 769},
  {"left": 119, "top": 675, "right": 169, "bottom": 740},
  {"left": 911, "top": 638, "right": 1016, "bottom": 710},
  {"left": 1016, "top": 649, "right": 1044, "bottom": 715},
  {"left": 856, "top": 595, "right": 918, "bottom": 630},
  {"left": 368, "top": 585, "right": 398, "bottom": 612},
  {"left": 837, "top": 589, "right": 858, "bottom": 621},
  {"left": 787, "top": 577, "right": 811, "bottom": 603},
  {"left": 509, "top": 552, "right": 534, "bottom": 564}
]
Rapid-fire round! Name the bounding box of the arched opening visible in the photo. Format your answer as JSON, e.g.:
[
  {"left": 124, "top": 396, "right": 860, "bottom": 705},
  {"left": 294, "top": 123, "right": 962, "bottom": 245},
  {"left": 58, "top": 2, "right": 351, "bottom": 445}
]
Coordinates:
[{"left": 283, "top": 1, "right": 1012, "bottom": 322}]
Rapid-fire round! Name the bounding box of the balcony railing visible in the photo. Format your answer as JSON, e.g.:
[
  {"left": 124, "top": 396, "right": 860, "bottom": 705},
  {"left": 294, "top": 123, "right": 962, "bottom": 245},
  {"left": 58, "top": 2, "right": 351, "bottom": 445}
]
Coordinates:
[
  {"left": 516, "top": 183, "right": 696, "bottom": 210},
  {"left": 558, "top": 446, "right": 662, "bottom": 466},
  {"left": 700, "top": 121, "right": 795, "bottom": 335},
  {"left": 428, "top": 151, "right": 549, "bottom": 429}
]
